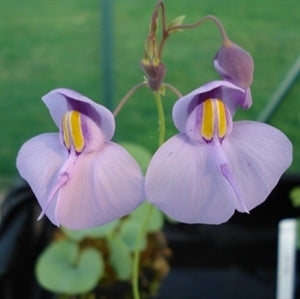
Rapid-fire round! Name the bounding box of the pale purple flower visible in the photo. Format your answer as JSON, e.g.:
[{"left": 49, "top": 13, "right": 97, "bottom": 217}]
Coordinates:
[
  {"left": 16, "top": 88, "right": 145, "bottom": 229},
  {"left": 214, "top": 43, "right": 254, "bottom": 109},
  {"left": 145, "top": 81, "right": 292, "bottom": 224}
]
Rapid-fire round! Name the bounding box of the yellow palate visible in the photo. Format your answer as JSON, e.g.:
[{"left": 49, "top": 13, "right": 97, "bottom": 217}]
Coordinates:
[
  {"left": 62, "top": 113, "right": 71, "bottom": 149},
  {"left": 201, "top": 99, "right": 227, "bottom": 140},
  {"left": 70, "top": 111, "right": 84, "bottom": 152},
  {"left": 62, "top": 111, "right": 85, "bottom": 152},
  {"left": 216, "top": 99, "right": 227, "bottom": 138},
  {"left": 201, "top": 99, "right": 214, "bottom": 140}
]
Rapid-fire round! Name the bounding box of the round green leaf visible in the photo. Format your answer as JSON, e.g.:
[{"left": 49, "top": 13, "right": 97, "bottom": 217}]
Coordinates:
[
  {"left": 108, "top": 235, "right": 132, "bottom": 280},
  {"left": 36, "top": 240, "right": 104, "bottom": 294},
  {"left": 62, "top": 220, "right": 119, "bottom": 242},
  {"left": 61, "top": 228, "right": 89, "bottom": 242},
  {"left": 85, "top": 220, "right": 119, "bottom": 238},
  {"left": 130, "top": 202, "right": 164, "bottom": 232},
  {"left": 120, "top": 142, "right": 152, "bottom": 174},
  {"left": 120, "top": 220, "right": 147, "bottom": 251}
]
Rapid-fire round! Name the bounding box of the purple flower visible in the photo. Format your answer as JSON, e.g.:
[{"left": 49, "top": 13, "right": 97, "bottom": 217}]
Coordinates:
[
  {"left": 214, "top": 43, "right": 254, "bottom": 109},
  {"left": 145, "top": 81, "right": 292, "bottom": 224},
  {"left": 16, "top": 88, "right": 145, "bottom": 229}
]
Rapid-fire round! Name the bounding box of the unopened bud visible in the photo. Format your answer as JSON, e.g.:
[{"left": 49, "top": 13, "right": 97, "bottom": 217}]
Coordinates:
[
  {"left": 214, "top": 43, "right": 254, "bottom": 89},
  {"left": 140, "top": 60, "right": 166, "bottom": 91}
]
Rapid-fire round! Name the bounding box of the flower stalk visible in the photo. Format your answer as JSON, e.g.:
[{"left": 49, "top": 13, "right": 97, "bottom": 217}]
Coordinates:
[
  {"left": 132, "top": 205, "right": 154, "bottom": 299},
  {"left": 132, "top": 91, "right": 166, "bottom": 299},
  {"left": 113, "top": 82, "right": 147, "bottom": 117},
  {"left": 166, "top": 14, "right": 232, "bottom": 48}
]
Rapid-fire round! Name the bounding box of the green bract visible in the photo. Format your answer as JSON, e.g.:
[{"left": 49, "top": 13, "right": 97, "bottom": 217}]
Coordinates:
[
  {"left": 36, "top": 240, "right": 104, "bottom": 294},
  {"left": 167, "top": 15, "right": 186, "bottom": 32}
]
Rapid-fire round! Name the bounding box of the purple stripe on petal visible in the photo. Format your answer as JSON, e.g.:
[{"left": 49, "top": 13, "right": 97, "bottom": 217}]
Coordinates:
[
  {"left": 172, "top": 81, "right": 244, "bottom": 133},
  {"left": 64, "top": 95, "right": 102, "bottom": 126},
  {"left": 42, "top": 88, "right": 115, "bottom": 140}
]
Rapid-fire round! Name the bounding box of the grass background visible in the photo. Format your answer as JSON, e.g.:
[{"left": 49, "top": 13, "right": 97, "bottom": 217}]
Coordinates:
[{"left": 0, "top": 0, "right": 299, "bottom": 184}]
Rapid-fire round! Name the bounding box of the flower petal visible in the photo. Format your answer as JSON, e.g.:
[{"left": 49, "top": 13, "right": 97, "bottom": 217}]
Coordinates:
[
  {"left": 223, "top": 121, "right": 293, "bottom": 212},
  {"left": 42, "top": 88, "right": 115, "bottom": 140},
  {"left": 56, "top": 142, "right": 145, "bottom": 229},
  {"left": 172, "top": 81, "right": 245, "bottom": 133},
  {"left": 145, "top": 134, "right": 236, "bottom": 224},
  {"left": 213, "top": 43, "right": 254, "bottom": 88},
  {"left": 244, "top": 87, "right": 252, "bottom": 109},
  {"left": 16, "top": 133, "right": 66, "bottom": 225}
]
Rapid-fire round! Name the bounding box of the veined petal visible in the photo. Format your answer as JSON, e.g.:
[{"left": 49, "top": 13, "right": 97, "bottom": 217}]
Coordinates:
[
  {"left": 42, "top": 88, "right": 115, "bottom": 140},
  {"left": 145, "top": 134, "right": 236, "bottom": 224},
  {"left": 213, "top": 43, "right": 254, "bottom": 89},
  {"left": 172, "top": 81, "right": 244, "bottom": 133},
  {"left": 223, "top": 121, "right": 293, "bottom": 212},
  {"left": 16, "top": 133, "right": 66, "bottom": 225},
  {"left": 56, "top": 142, "right": 145, "bottom": 229}
]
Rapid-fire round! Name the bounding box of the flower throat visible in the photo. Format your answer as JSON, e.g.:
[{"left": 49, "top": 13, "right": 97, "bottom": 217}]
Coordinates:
[
  {"left": 201, "top": 98, "right": 228, "bottom": 142},
  {"left": 62, "top": 111, "right": 85, "bottom": 153}
]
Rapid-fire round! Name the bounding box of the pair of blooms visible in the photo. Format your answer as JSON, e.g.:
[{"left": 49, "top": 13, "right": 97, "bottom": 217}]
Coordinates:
[{"left": 16, "top": 78, "right": 292, "bottom": 230}]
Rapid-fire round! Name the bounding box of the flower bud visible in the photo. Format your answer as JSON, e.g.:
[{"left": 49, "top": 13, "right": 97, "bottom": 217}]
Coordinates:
[
  {"left": 214, "top": 43, "right": 254, "bottom": 89},
  {"left": 140, "top": 60, "right": 166, "bottom": 91}
]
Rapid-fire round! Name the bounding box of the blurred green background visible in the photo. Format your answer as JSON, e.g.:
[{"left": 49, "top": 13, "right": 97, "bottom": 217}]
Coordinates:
[{"left": 0, "top": 0, "right": 299, "bottom": 186}]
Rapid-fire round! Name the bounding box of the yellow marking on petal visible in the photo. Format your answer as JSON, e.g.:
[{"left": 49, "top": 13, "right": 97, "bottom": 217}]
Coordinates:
[
  {"left": 201, "top": 99, "right": 214, "bottom": 140},
  {"left": 69, "top": 111, "right": 84, "bottom": 152},
  {"left": 62, "top": 113, "right": 71, "bottom": 149},
  {"left": 216, "top": 99, "right": 227, "bottom": 138}
]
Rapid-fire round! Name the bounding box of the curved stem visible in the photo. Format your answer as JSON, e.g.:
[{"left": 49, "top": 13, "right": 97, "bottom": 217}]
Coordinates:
[
  {"left": 132, "top": 91, "right": 166, "bottom": 299},
  {"left": 113, "top": 82, "right": 147, "bottom": 117},
  {"left": 163, "top": 82, "right": 183, "bottom": 98},
  {"left": 168, "top": 15, "right": 232, "bottom": 47}
]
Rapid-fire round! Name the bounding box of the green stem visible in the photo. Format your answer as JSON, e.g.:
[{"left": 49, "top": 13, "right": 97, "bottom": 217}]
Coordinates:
[
  {"left": 132, "top": 205, "right": 154, "bottom": 299},
  {"left": 132, "top": 91, "right": 166, "bottom": 299},
  {"left": 154, "top": 91, "right": 166, "bottom": 146}
]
